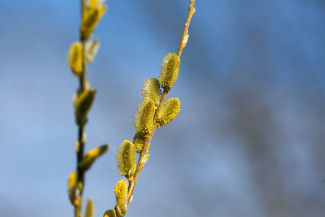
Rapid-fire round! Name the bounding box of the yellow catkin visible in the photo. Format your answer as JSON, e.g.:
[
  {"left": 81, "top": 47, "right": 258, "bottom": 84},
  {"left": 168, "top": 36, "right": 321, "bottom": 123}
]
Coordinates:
[
  {"left": 133, "top": 132, "right": 150, "bottom": 154},
  {"left": 134, "top": 99, "right": 155, "bottom": 134},
  {"left": 103, "top": 210, "right": 116, "bottom": 217},
  {"left": 81, "top": 5, "right": 107, "bottom": 39},
  {"left": 67, "top": 171, "right": 80, "bottom": 206},
  {"left": 116, "top": 140, "right": 136, "bottom": 177},
  {"left": 114, "top": 179, "right": 128, "bottom": 215},
  {"left": 141, "top": 78, "right": 162, "bottom": 107},
  {"left": 159, "top": 53, "right": 180, "bottom": 91},
  {"left": 74, "top": 89, "right": 96, "bottom": 126},
  {"left": 80, "top": 144, "right": 109, "bottom": 171},
  {"left": 67, "top": 42, "right": 83, "bottom": 77},
  {"left": 84, "top": 198, "right": 95, "bottom": 217},
  {"left": 157, "top": 98, "right": 181, "bottom": 126}
]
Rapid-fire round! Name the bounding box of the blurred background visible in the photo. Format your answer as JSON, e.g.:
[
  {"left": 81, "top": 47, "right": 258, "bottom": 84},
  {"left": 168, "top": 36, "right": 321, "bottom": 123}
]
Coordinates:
[{"left": 0, "top": 0, "right": 325, "bottom": 216}]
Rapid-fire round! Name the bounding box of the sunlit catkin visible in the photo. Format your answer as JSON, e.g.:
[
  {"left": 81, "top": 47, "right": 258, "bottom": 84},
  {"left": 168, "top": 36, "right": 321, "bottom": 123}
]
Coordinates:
[
  {"left": 133, "top": 132, "right": 150, "bottom": 153},
  {"left": 141, "top": 78, "right": 162, "bottom": 107},
  {"left": 159, "top": 53, "right": 180, "bottom": 91},
  {"left": 114, "top": 179, "right": 128, "bottom": 215},
  {"left": 74, "top": 89, "right": 96, "bottom": 126},
  {"left": 157, "top": 98, "right": 181, "bottom": 126},
  {"left": 134, "top": 99, "right": 155, "bottom": 134},
  {"left": 116, "top": 140, "right": 136, "bottom": 178},
  {"left": 67, "top": 42, "right": 83, "bottom": 77}
]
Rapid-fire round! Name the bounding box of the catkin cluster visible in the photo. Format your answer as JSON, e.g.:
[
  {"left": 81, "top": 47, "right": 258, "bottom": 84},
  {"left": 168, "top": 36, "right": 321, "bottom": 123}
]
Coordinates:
[{"left": 106, "top": 53, "right": 181, "bottom": 217}]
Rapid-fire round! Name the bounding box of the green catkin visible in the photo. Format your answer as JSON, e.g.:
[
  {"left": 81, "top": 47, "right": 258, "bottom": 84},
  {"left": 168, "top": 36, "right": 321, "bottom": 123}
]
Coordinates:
[
  {"left": 159, "top": 53, "right": 180, "bottom": 91},
  {"left": 114, "top": 179, "right": 128, "bottom": 215},
  {"left": 103, "top": 210, "right": 116, "bottom": 217},
  {"left": 141, "top": 78, "right": 162, "bottom": 107},
  {"left": 133, "top": 132, "right": 150, "bottom": 153},
  {"left": 79, "top": 144, "right": 109, "bottom": 171},
  {"left": 74, "top": 89, "right": 96, "bottom": 126},
  {"left": 134, "top": 99, "right": 155, "bottom": 134},
  {"left": 84, "top": 198, "right": 95, "bottom": 217},
  {"left": 157, "top": 98, "right": 181, "bottom": 126},
  {"left": 116, "top": 140, "right": 136, "bottom": 177}
]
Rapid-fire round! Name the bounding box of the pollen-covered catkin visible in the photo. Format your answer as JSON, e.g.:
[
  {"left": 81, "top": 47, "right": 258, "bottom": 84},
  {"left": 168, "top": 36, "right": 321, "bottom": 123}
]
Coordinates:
[
  {"left": 114, "top": 179, "right": 128, "bottom": 215},
  {"left": 157, "top": 98, "right": 181, "bottom": 126},
  {"left": 116, "top": 140, "right": 136, "bottom": 177},
  {"left": 141, "top": 78, "right": 162, "bottom": 107},
  {"left": 159, "top": 53, "right": 180, "bottom": 91},
  {"left": 134, "top": 99, "right": 155, "bottom": 134}
]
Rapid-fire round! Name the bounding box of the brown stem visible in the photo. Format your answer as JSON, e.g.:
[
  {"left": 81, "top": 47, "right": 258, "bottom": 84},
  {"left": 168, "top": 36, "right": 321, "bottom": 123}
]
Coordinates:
[{"left": 177, "top": 0, "right": 196, "bottom": 57}]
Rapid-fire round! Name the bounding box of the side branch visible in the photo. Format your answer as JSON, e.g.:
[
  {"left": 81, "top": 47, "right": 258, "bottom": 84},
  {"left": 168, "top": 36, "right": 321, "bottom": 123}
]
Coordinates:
[{"left": 123, "top": 0, "right": 196, "bottom": 215}]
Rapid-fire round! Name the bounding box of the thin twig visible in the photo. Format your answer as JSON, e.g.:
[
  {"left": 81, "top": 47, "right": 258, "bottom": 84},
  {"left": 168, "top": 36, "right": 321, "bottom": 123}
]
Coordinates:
[
  {"left": 177, "top": 0, "right": 196, "bottom": 57},
  {"left": 126, "top": 0, "right": 196, "bottom": 210}
]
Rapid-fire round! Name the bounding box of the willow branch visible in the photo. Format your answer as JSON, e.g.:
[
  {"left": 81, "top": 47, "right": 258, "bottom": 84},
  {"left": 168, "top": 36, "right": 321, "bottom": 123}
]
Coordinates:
[{"left": 126, "top": 0, "right": 196, "bottom": 210}]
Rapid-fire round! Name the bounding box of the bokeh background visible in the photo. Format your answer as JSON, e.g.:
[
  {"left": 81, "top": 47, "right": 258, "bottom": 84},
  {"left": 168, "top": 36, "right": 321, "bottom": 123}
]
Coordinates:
[{"left": 1, "top": 0, "right": 325, "bottom": 216}]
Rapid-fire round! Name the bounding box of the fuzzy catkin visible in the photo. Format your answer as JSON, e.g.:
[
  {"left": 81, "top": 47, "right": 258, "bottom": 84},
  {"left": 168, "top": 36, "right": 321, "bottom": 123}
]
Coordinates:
[
  {"left": 157, "top": 98, "right": 181, "bottom": 126},
  {"left": 116, "top": 140, "right": 136, "bottom": 177},
  {"left": 134, "top": 99, "right": 155, "bottom": 134},
  {"left": 159, "top": 53, "right": 180, "bottom": 91},
  {"left": 114, "top": 179, "right": 128, "bottom": 215}
]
